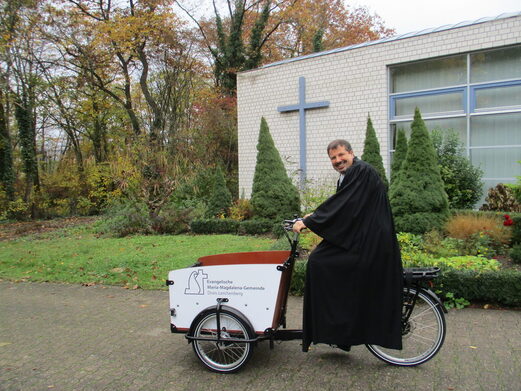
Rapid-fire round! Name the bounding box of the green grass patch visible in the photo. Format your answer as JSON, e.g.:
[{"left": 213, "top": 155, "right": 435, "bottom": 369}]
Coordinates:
[{"left": 0, "top": 231, "right": 275, "bottom": 289}]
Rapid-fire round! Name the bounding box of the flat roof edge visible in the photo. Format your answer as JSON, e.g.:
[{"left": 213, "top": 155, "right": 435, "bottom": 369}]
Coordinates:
[{"left": 239, "top": 11, "right": 521, "bottom": 74}]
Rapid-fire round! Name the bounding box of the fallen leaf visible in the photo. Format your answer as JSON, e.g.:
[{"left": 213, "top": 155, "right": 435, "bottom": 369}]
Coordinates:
[
  {"left": 132, "top": 285, "right": 139, "bottom": 290},
  {"left": 0, "top": 342, "right": 12, "bottom": 347},
  {"left": 469, "top": 346, "right": 477, "bottom": 349}
]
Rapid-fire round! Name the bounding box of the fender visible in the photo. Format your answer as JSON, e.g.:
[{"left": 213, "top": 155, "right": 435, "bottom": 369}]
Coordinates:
[
  {"left": 422, "top": 288, "right": 448, "bottom": 314},
  {"left": 187, "top": 304, "right": 255, "bottom": 339}
]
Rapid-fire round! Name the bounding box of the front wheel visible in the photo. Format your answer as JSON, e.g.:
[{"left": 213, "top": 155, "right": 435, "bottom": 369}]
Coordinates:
[
  {"left": 191, "top": 309, "right": 255, "bottom": 373},
  {"left": 366, "top": 288, "right": 446, "bottom": 366}
]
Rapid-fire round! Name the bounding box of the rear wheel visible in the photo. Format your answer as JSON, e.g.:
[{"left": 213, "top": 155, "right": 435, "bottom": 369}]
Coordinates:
[
  {"left": 366, "top": 288, "right": 446, "bottom": 366},
  {"left": 192, "top": 309, "right": 254, "bottom": 373}
]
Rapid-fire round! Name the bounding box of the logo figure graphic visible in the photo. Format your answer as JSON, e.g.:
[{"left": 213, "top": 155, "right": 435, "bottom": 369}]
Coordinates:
[{"left": 184, "top": 269, "right": 208, "bottom": 295}]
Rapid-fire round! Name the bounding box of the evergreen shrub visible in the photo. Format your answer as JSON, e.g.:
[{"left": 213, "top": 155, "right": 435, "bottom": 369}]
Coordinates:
[
  {"left": 361, "top": 115, "right": 388, "bottom": 189},
  {"left": 390, "top": 128, "right": 408, "bottom": 184},
  {"left": 205, "top": 166, "right": 232, "bottom": 218},
  {"left": 151, "top": 205, "right": 193, "bottom": 234},
  {"left": 251, "top": 117, "right": 300, "bottom": 221},
  {"left": 96, "top": 201, "right": 151, "bottom": 237},
  {"left": 390, "top": 108, "right": 450, "bottom": 234}
]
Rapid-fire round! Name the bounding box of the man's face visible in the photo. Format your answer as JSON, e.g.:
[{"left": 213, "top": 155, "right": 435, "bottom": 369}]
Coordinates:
[{"left": 328, "top": 146, "right": 355, "bottom": 174}]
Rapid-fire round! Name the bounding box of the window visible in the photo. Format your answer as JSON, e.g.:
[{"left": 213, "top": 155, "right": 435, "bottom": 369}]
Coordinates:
[
  {"left": 389, "top": 46, "right": 521, "bottom": 205},
  {"left": 391, "top": 55, "right": 466, "bottom": 92}
]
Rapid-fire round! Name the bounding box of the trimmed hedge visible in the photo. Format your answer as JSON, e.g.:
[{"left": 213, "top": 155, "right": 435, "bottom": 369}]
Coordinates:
[
  {"left": 437, "top": 269, "right": 521, "bottom": 306},
  {"left": 190, "top": 218, "right": 277, "bottom": 235},
  {"left": 190, "top": 219, "right": 240, "bottom": 234},
  {"left": 289, "top": 259, "right": 521, "bottom": 307},
  {"left": 237, "top": 219, "right": 273, "bottom": 235}
]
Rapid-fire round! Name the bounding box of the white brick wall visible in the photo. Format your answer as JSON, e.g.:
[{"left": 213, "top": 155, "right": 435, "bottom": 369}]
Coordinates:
[{"left": 237, "top": 14, "right": 521, "bottom": 198}]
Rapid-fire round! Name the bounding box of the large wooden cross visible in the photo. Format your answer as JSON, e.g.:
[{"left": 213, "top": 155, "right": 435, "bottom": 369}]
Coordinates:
[{"left": 277, "top": 76, "right": 330, "bottom": 188}]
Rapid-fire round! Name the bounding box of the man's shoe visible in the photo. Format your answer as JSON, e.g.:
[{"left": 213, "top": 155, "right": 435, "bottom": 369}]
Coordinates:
[{"left": 336, "top": 345, "right": 351, "bottom": 352}]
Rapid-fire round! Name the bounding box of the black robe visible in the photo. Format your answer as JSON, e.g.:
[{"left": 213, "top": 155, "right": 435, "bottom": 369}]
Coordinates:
[{"left": 302, "top": 158, "right": 403, "bottom": 351}]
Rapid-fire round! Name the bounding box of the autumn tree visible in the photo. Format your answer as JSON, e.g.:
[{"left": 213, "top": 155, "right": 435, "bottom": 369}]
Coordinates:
[
  {"left": 268, "top": 0, "right": 394, "bottom": 59},
  {"left": 177, "top": 0, "right": 284, "bottom": 95},
  {"left": 3, "top": 0, "right": 44, "bottom": 210}
]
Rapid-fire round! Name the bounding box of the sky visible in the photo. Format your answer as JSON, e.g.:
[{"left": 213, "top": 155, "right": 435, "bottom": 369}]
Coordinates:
[{"left": 354, "top": 0, "right": 521, "bottom": 34}]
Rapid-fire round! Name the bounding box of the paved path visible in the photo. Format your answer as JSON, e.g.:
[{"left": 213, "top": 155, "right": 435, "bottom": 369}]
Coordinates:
[{"left": 1, "top": 281, "right": 520, "bottom": 391}]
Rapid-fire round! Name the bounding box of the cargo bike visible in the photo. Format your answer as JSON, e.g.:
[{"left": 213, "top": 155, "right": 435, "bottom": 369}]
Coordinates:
[{"left": 166, "top": 218, "right": 447, "bottom": 373}]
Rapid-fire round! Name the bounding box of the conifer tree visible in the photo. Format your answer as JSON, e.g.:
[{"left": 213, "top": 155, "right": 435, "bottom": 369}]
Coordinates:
[
  {"left": 206, "top": 166, "right": 232, "bottom": 218},
  {"left": 390, "top": 128, "right": 408, "bottom": 185},
  {"left": 389, "top": 108, "right": 449, "bottom": 234},
  {"left": 251, "top": 117, "right": 300, "bottom": 221},
  {"left": 361, "top": 115, "right": 389, "bottom": 189}
]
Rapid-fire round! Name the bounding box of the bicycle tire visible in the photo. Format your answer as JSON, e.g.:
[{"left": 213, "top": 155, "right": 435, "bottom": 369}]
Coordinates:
[
  {"left": 192, "top": 309, "right": 254, "bottom": 373},
  {"left": 366, "top": 288, "right": 446, "bottom": 366}
]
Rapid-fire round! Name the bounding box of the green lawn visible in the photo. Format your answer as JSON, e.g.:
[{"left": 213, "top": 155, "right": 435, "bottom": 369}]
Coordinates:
[{"left": 0, "top": 228, "right": 276, "bottom": 289}]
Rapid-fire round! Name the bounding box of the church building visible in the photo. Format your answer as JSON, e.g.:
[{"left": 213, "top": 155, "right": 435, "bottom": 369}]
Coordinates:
[{"left": 237, "top": 12, "right": 521, "bottom": 202}]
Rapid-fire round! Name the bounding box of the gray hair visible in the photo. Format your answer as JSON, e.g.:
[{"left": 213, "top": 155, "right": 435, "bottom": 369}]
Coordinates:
[{"left": 327, "top": 139, "right": 353, "bottom": 153}]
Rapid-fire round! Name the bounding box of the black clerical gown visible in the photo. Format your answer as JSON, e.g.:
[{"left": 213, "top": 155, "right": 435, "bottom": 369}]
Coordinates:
[{"left": 302, "top": 158, "right": 403, "bottom": 351}]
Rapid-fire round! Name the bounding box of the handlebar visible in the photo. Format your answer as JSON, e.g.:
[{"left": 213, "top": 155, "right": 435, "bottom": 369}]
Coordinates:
[{"left": 282, "top": 217, "right": 303, "bottom": 231}]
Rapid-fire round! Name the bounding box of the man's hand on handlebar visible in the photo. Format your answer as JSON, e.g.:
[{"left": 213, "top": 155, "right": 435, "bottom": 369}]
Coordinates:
[{"left": 292, "top": 219, "right": 307, "bottom": 233}]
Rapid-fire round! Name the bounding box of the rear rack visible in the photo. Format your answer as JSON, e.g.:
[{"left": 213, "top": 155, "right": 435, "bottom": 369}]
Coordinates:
[{"left": 403, "top": 267, "right": 440, "bottom": 281}]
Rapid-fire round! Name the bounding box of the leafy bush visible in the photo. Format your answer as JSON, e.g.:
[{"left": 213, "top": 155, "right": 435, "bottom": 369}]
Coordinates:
[
  {"left": 445, "top": 213, "right": 511, "bottom": 256},
  {"left": 421, "top": 230, "right": 461, "bottom": 257},
  {"left": 480, "top": 183, "right": 521, "bottom": 212},
  {"left": 396, "top": 232, "right": 423, "bottom": 253},
  {"left": 431, "top": 129, "right": 483, "bottom": 209},
  {"left": 299, "top": 179, "right": 334, "bottom": 215},
  {"left": 229, "top": 198, "right": 253, "bottom": 221},
  {"left": 251, "top": 117, "right": 300, "bottom": 221},
  {"left": 403, "top": 254, "right": 500, "bottom": 272},
  {"left": 298, "top": 231, "right": 322, "bottom": 252},
  {"left": 2, "top": 198, "right": 31, "bottom": 220},
  {"left": 290, "top": 260, "right": 307, "bottom": 295},
  {"left": 390, "top": 108, "right": 449, "bottom": 234}
]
